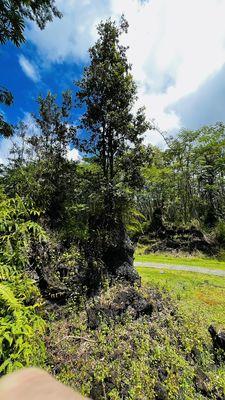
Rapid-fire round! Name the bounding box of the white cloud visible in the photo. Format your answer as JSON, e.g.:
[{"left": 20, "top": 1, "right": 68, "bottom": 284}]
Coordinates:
[
  {"left": 22, "top": 113, "right": 41, "bottom": 136},
  {"left": 66, "top": 147, "right": 81, "bottom": 162},
  {"left": 25, "top": 0, "right": 225, "bottom": 144},
  {"left": 0, "top": 108, "right": 13, "bottom": 164},
  {"left": 110, "top": 0, "right": 225, "bottom": 143},
  {"left": 0, "top": 138, "right": 13, "bottom": 165},
  {"left": 0, "top": 113, "right": 39, "bottom": 165},
  {"left": 0, "top": 114, "right": 81, "bottom": 165},
  {"left": 26, "top": 0, "right": 111, "bottom": 63},
  {"left": 19, "top": 55, "right": 40, "bottom": 82}
]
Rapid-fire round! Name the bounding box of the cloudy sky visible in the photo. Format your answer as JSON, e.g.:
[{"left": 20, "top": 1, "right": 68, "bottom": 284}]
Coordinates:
[{"left": 1, "top": 0, "right": 225, "bottom": 162}]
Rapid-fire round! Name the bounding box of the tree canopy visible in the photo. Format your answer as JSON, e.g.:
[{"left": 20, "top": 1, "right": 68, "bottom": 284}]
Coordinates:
[
  {"left": 0, "top": 0, "right": 62, "bottom": 46},
  {"left": 76, "top": 17, "right": 149, "bottom": 198}
]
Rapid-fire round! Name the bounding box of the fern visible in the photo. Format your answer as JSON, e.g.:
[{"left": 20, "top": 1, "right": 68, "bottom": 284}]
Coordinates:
[
  {"left": 0, "top": 263, "right": 18, "bottom": 281},
  {"left": 0, "top": 190, "right": 47, "bottom": 375},
  {"left": 0, "top": 191, "right": 47, "bottom": 270},
  {"left": 125, "top": 207, "right": 147, "bottom": 238},
  {"left": 0, "top": 277, "right": 46, "bottom": 375},
  {"left": 0, "top": 283, "right": 22, "bottom": 311}
]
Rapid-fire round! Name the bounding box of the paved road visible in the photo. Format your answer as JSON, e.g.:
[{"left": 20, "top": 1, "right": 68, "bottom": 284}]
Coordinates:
[{"left": 134, "top": 261, "right": 225, "bottom": 277}]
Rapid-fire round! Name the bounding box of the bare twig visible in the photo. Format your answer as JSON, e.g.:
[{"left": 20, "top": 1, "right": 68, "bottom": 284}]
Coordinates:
[{"left": 55, "top": 335, "right": 94, "bottom": 345}]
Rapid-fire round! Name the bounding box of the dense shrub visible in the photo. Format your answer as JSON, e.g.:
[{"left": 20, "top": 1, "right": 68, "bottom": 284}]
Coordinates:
[
  {"left": 0, "top": 189, "right": 47, "bottom": 375},
  {"left": 214, "top": 220, "right": 225, "bottom": 245},
  {"left": 0, "top": 189, "right": 47, "bottom": 270},
  {"left": 0, "top": 272, "right": 46, "bottom": 374}
]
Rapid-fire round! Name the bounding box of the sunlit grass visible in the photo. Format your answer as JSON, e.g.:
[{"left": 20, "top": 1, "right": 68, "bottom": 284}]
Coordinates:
[
  {"left": 137, "top": 267, "right": 225, "bottom": 328},
  {"left": 135, "top": 248, "right": 225, "bottom": 270}
]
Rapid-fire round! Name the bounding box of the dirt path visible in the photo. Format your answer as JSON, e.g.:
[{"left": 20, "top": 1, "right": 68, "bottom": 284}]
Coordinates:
[{"left": 134, "top": 261, "right": 225, "bottom": 277}]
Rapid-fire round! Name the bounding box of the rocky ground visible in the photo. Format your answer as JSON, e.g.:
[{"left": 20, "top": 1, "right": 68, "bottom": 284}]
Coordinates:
[{"left": 46, "top": 283, "right": 225, "bottom": 400}]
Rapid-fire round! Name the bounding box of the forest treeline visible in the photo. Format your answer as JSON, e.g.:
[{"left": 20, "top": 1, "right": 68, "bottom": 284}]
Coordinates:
[
  {"left": 138, "top": 124, "right": 225, "bottom": 229},
  {"left": 3, "top": 118, "right": 225, "bottom": 242}
]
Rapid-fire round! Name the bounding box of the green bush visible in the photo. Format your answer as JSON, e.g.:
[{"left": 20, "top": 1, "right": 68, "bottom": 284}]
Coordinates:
[
  {"left": 0, "top": 190, "right": 47, "bottom": 270},
  {"left": 0, "top": 189, "right": 47, "bottom": 375},
  {"left": 214, "top": 220, "right": 225, "bottom": 245},
  {"left": 0, "top": 272, "right": 46, "bottom": 375}
]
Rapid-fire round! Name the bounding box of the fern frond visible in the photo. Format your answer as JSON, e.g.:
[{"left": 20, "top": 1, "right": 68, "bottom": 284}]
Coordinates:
[
  {"left": 0, "top": 263, "right": 18, "bottom": 281},
  {"left": 0, "top": 192, "right": 47, "bottom": 374},
  {"left": 0, "top": 283, "right": 22, "bottom": 311}
]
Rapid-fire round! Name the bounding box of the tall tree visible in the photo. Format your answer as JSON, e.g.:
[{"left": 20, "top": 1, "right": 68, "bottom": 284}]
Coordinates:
[
  {"left": 31, "top": 91, "right": 76, "bottom": 159},
  {"left": 29, "top": 91, "right": 77, "bottom": 226},
  {"left": 4, "top": 92, "right": 77, "bottom": 228},
  {"left": 76, "top": 17, "right": 149, "bottom": 211},
  {"left": 76, "top": 17, "right": 149, "bottom": 288}
]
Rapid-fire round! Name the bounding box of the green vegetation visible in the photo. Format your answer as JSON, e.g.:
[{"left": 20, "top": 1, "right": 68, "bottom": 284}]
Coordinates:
[
  {"left": 1, "top": 6, "right": 225, "bottom": 400},
  {"left": 138, "top": 267, "right": 225, "bottom": 326},
  {"left": 47, "top": 284, "right": 225, "bottom": 400},
  {"left": 0, "top": 189, "right": 47, "bottom": 375},
  {"left": 136, "top": 247, "right": 225, "bottom": 331},
  {"left": 135, "top": 250, "right": 225, "bottom": 270},
  {"left": 136, "top": 125, "right": 225, "bottom": 230},
  {"left": 0, "top": 274, "right": 46, "bottom": 375}
]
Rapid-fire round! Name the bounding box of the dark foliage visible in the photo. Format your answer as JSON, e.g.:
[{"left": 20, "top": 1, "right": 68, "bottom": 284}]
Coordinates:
[{"left": 0, "top": 0, "right": 62, "bottom": 46}]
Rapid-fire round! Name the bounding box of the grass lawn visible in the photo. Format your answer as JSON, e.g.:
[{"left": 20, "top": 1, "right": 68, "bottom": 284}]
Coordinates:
[
  {"left": 137, "top": 266, "right": 225, "bottom": 329},
  {"left": 135, "top": 250, "right": 225, "bottom": 270}
]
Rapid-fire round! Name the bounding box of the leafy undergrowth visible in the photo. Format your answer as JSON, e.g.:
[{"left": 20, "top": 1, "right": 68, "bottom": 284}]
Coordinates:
[
  {"left": 46, "top": 284, "right": 225, "bottom": 400},
  {"left": 0, "top": 273, "right": 46, "bottom": 375},
  {"left": 0, "top": 190, "right": 47, "bottom": 375}
]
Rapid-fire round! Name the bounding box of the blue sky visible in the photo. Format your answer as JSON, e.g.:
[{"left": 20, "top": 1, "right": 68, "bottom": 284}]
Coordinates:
[
  {"left": 0, "top": 42, "right": 82, "bottom": 124},
  {"left": 1, "top": 0, "right": 225, "bottom": 162}
]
